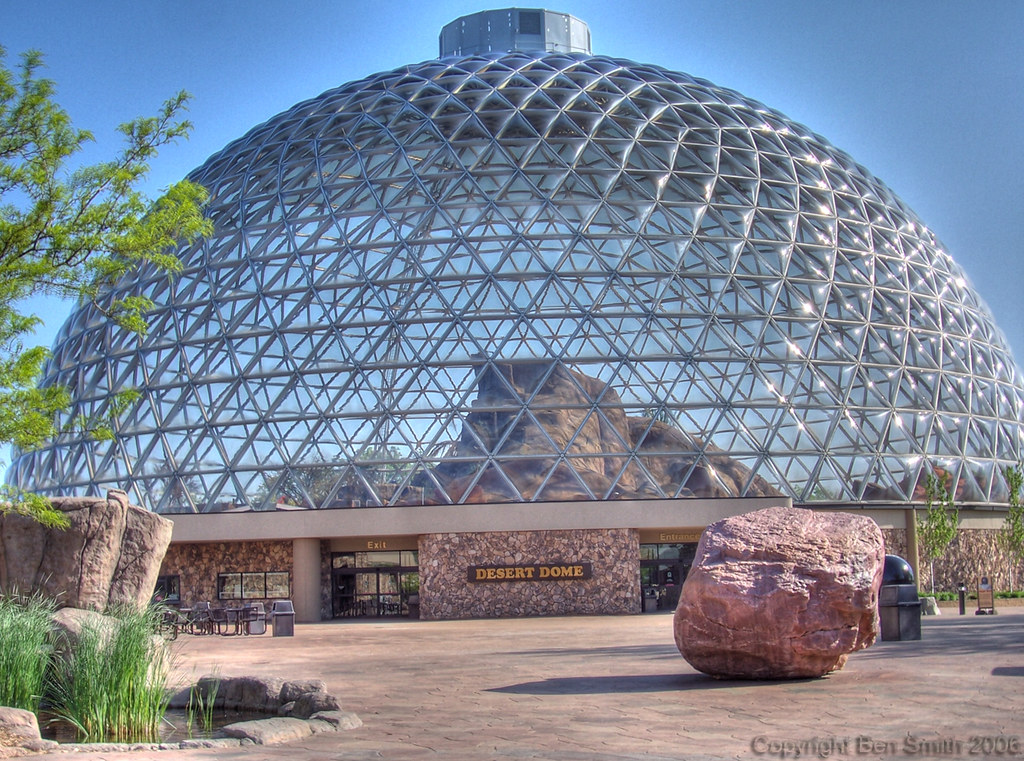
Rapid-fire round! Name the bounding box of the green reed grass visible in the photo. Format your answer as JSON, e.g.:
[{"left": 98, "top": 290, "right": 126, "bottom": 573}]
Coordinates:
[
  {"left": 48, "top": 605, "right": 173, "bottom": 743},
  {"left": 186, "top": 674, "right": 220, "bottom": 736},
  {"left": 0, "top": 592, "right": 55, "bottom": 712}
]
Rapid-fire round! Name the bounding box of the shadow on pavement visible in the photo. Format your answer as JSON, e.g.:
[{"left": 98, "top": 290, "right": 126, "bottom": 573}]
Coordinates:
[
  {"left": 488, "top": 671, "right": 823, "bottom": 695},
  {"left": 498, "top": 643, "right": 680, "bottom": 661},
  {"left": 492, "top": 611, "right": 1024, "bottom": 696},
  {"left": 991, "top": 666, "right": 1024, "bottom": 677},
  {"left": 858, "top": 610, "right": 1024, "bottom": 661}
]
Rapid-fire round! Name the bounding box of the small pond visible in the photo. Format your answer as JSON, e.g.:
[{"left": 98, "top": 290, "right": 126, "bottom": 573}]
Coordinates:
[{"left": 40, "top": 708, "right": 269, "bottom": 744}]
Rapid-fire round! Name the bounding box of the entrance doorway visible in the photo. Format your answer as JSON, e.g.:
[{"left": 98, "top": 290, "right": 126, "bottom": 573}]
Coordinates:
[
  {"left": 640, "top": 542, "right": 697, "bottom": 611},
  {"left": 331, "top": 550, "right": 419, "bottom": 618}
]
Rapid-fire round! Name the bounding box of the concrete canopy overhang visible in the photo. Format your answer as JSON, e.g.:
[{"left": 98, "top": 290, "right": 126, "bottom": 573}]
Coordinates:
[{"left": 167, "top": 497, "right": 794, "bottom": 544}]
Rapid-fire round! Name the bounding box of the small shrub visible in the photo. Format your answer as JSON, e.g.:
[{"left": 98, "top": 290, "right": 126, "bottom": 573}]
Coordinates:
[{"left": 930, "top": 589, "right": 1023, "bottom": 600}]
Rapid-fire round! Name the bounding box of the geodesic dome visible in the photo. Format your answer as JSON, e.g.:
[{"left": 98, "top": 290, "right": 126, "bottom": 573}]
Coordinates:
[{"left": 9, "top": 43, "right": 1024, "bottom": 512}]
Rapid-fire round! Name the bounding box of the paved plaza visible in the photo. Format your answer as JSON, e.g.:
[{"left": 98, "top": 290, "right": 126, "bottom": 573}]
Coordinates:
[{"left": 30, "top": 608, "right": 1024, "bottom": 761}]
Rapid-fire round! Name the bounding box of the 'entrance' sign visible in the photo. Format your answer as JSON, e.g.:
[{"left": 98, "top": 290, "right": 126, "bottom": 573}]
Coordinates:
[{"left": 468, "top": 563, "right": 593, "bottom": 582}]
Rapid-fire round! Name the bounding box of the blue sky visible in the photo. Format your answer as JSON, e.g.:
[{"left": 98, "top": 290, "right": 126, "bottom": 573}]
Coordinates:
[{"left": 3, "top": 0, "right": 1024, "bottom": 363}]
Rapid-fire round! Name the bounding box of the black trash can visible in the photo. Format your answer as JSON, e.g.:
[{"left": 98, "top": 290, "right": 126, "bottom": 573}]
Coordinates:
[
  {"left": 271, "top": 600, "right": 295, "bottom": 637},
  {"left": 643, "top": 589, "right": 658, "bottom": 613},
  {"left": 878, "top": 555, "right": 921, "bottom": 641}
]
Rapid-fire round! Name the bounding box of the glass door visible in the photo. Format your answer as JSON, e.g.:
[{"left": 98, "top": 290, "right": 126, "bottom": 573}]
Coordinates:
[
  {"left": 375, "top": 570, "right": 402, "bottom": 616},
  {"left": 331, "top": 551, "right": 419, "bottom": 618},
  {"left": 640, "top": 542, "right": 697, "bottom": 611}
]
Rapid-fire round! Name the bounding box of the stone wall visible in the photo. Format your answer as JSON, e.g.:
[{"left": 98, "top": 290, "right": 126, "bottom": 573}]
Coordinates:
[
  {"left": 880, "top": 528, "right": 908, "bottom": 561},
  {"left": 418, "top": 528, "right": 640, "bottom": 619},
  {"left": 159, "top": 524, "right": 1024, "bottom": 619},
  {"left": 320, "top": 540, "right": 333, "bottom": 620},
  {"left": 881, "top": 528, "right": 1024, "bottom": 591},
  {"left": 161, "top": 540, "right": 293, "bottom": 605}
]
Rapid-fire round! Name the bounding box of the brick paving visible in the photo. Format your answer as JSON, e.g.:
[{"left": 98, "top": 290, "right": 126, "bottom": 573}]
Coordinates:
[{"left": 29, "top": 608, "right": 1024, "bottom": 761}]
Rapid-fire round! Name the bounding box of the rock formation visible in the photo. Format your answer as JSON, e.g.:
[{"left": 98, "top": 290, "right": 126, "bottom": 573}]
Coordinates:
[
  {"left": 673, "top": 506, "right": 884, "bottom": 679},
  {"left": 0, "top": 707, "right": 58, "bottom": 757},
  {"left": 168, "top": 675, "right": 357, "bottom": 724},
  {"left": 421, "top": 361, "right": 782, "bottom": 503},
  {"left": 48, "top": 607, "right": 116, "bottom": 647},
  {"left": 0, "top": 490, "right": 172, "bottom": 611},
  {"left": 861, "top": 465, "right": 977, "bottom": 502}
]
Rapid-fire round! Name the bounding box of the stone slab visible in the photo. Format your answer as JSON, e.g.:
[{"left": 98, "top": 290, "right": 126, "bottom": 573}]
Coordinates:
[{"left": 221, "top": 717, "right": 312, "bottom": 745}]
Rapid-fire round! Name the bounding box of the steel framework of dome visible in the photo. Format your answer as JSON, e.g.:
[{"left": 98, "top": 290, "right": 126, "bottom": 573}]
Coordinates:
[{"left": 8, "top": 26, "right": 1024, "bottom": 512}]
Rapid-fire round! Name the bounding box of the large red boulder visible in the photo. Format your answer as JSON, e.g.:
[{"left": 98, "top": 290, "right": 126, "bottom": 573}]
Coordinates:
[{"left": 673, "top": 506, "right": 884, "bottom": 679}]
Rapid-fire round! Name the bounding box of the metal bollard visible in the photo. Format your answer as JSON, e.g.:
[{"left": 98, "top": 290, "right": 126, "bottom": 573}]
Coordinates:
[{"left": 958, "top": 584, "right": 967, "bottom": 615}]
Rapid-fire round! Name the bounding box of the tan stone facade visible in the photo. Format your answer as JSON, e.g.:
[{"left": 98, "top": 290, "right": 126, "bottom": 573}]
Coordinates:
[
  {"left": 160, "top": 540, "right": 293, "bottom": 605},
  {"left": 882, "top": 528, "right": 1024, "bottom": 592},
  {"left": 159, "top": 501, "right": 1021, "bottom": 622},
  {"left": 418, "top": 528, "right": 640, "bottom": 619}
]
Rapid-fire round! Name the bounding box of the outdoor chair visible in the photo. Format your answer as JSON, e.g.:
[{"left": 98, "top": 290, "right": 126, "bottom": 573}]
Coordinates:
[
  {"left": 189, "top": 602, "right": 214, "bottom": 635},
  {"left": 210, "top": 607, "right": 231, "bottom": 635},
  {"left": 159, "top": 608, "right": 190, "bottom": 639}
]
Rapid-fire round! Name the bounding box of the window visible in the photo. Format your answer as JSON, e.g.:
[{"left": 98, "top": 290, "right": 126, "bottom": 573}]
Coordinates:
[
  {"left": 266, "top": 572, "right": 290, "bottom": 598},
  {"left": 640, "top": 543, "right": 695, "bottom": 561},
  {"left": 217, "top": 571, "right": 290, "bottom": 600},
  {"left": 331, "top": 550, "right": 418, "bottom": 569},
  {"left": 218, "top": 573, "right": 241, "bottom": 600},
  {"left": 519, "top": 10, "right": 541, "bottom": 35},
  {"left": 154, "top": 574, "right": 180, "bottom": 603}
]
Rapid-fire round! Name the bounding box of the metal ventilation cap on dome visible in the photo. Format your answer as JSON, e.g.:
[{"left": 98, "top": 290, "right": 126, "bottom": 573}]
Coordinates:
[{"left": 439, "top": 8, "right": 591, "bottom": 57}]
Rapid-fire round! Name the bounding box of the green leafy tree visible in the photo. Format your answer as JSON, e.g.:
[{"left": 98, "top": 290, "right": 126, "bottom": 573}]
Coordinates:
[
  {"left": 917, "top": 470, "right": 960, "bottom": 593},
  {"left": 1001, "top": 464, "right": 1024, "bottom": 591},
  {"left": 269, "top": 460, "right": 348, "bottom": 510},
  {"left": 0, "top": 47, "right": 210, "bottom": 526}
]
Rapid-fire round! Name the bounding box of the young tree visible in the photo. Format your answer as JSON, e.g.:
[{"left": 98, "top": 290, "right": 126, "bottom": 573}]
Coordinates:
[
  {"left": 916, "top": 470, "right": 960, "bottom": 593},
  {"left": 0, "top": 47, "right": 210, "bottom": 526},
  {"left": 1001, "top": 464, "right": 1024, "bottom": 591}
]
